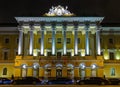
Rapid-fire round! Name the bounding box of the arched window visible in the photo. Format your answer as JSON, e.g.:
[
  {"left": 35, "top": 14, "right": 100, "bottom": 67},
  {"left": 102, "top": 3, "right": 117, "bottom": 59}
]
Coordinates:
[
  {"left": 111, "top": 68, "right": 115, "bottom": 76},
  {"left": 3, "top": 68, "right": 7, "bottom": 75}
]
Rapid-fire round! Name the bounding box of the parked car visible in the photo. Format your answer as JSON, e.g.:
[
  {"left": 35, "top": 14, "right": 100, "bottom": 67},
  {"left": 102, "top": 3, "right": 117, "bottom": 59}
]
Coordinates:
[
  {"left": 0, "top": 78, "right": 13, "bottom": 84},
  {"left": 108, "top": 78, "right": 120, "bottom": 85},
  {"left": 78, "top": 77, "right": 110, "bottom": 85},
  {"left": 47, "top": 77, "right": 74, "bottom": 85},
  {"left": 13, "top": 76, "right": 41, "bottom": 85}
]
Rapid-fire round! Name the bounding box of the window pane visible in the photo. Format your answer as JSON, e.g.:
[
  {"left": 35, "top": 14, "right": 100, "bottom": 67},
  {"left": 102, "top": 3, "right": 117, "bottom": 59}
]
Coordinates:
[
  {"left": 78, "top": 38, "right": 80, "bottom": 44},
  {"left": 38, "top": 38, "right": 41, "bottom": 43},
  {"left": 48, "top": 38, "right": 52, "bottom": 43},
  {"left": 3, "top": 68, "right": 7, "bottom": 75},
  {"left": 111, "top": 68, "right": 115, "bottom": 76},
  {"left": 4, "top": 52, "right": 8, "bottom": 60},
  {"left": 5, "top": 38, "right": 9, "bottom": 43},
  {"left": 67, "top": 38, "right": 71, "bottom": 44},
  {"left": 109, "top": 38, "right": 113, "bottom": 44},
  {"left": 110, "top": 52, "right": 114, "bottom": 60},
  {"left": 57, "top": 38, "right": 61, "bottom": 44}
]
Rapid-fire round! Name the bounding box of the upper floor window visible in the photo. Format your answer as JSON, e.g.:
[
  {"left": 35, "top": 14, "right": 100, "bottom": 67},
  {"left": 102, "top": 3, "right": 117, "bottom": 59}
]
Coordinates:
[
  {"left": 17, "top": 38, "right": 19, "bottom": 44},
  {"left": 48, "top": 38, "right": 52, "bottom": 43},
  {"left": 109, "top": 38, "right": 113, "bottom": 44},
  {"left": 109, "top": 52, "right": 114, "bottom": 60},
  {"left": 100, "top": 38, "right": 102, "bottom": 44},
  {"left": 67, "top": 38, "right": 71, "bottom": 44},
  {"left": 57, "top": 38, "right": 61, "bottom": 44},
  {"left": 4, "top": 52, "right": 8, "bottom": 60},
  {"left": 47, "top": 52, "right": 52, "bottom": 56},
  {"left": 47, "top": 31, "right": 52, "bottom": 34},
  {"left": 5, "top": 38, "right": 9, "bottom": 44},
  {"left": 78, "top": 38, "right": 80, "bottom": 44},
  {"left": 38, "top": 38, "right": 41, "bottom": 44},
  {"left": 66, "top": 52, "right": 71, "bottom": 56},
  {"left": 56, "top": 31, "right": 62, "bottom": 34}
]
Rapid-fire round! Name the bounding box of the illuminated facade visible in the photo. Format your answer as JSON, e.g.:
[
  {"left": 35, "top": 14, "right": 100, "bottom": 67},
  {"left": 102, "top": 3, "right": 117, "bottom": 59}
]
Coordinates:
[{"left": 0, "top": 5, "right": 120, "bottom": 79}]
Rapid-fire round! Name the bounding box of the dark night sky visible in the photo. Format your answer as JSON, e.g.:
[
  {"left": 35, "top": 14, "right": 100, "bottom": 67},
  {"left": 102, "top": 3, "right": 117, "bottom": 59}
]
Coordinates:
[{"left": 0, "top": 0, "right": 120, "bottom": 26}]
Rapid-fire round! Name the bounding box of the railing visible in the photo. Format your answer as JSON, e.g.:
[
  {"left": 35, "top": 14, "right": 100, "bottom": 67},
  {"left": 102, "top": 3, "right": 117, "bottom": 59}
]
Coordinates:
[{"left": 104, "top": 60, "right": 120, "bottom": 63}]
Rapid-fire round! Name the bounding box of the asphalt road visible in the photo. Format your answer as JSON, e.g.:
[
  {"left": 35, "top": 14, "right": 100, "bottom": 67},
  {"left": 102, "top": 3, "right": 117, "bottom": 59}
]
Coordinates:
[{"left": 0, "top": 85, "right": 120, "bottom": 87}]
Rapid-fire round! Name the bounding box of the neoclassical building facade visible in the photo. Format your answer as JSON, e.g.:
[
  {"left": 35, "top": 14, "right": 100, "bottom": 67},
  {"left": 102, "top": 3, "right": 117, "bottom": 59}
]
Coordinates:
[{"left": 0, "top": 5, "right": 120, "bottom": 79}]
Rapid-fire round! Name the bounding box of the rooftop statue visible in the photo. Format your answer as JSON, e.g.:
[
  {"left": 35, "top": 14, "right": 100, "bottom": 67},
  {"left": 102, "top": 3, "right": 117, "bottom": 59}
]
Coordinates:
[{"left": 44, "top": 5, "right": 74, "bottom": 16}]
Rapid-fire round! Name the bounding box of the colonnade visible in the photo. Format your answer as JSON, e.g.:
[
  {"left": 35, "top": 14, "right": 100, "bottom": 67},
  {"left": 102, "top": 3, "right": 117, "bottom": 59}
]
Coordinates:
[{"left": 18, "top": 23, "right": 101, "bottom": 56}]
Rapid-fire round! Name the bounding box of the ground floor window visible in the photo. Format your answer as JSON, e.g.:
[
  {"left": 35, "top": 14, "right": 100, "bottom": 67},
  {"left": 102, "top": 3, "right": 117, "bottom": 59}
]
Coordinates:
[{"left": 3, "top": 68, "right": 7, "bottom": 75}]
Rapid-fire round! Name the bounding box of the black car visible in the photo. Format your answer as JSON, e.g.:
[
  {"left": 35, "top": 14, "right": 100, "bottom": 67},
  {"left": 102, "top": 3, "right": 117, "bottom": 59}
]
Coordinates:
[
  {"left": 13, "top": 77, "right": 41, "bottom": 85},
  {"left": 78, "top": 77, "right": 110, "bottom": 85},
  {"left": 47, "top": 77, "right": 74, "bottom": 85},
  {"left": 108, "top": 78, "right": 120, "bottom": 85}
]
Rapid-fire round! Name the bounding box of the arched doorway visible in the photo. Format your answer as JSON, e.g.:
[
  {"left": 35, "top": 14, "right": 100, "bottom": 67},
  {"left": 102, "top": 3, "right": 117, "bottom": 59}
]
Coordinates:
[
  {"left": 56, "top": 64, "right": 62, "bottom": 78},
  {"left": 33, "top": 63, "right": 39, "bottom": 77},
  {"left": 21, "top": 64, "right": 27, "bottom": 77},
  {"left": 79, "top": 63, "right": 86, "bottom": 80},
  {"left": 91, "top": 64, "right": 97, "bottom": 77},
  {"left": 44, "top": 64, "right": 51, "bottom": 80},
  {"left": 67, "top": 64, "right": 74, "bottom": 79}
]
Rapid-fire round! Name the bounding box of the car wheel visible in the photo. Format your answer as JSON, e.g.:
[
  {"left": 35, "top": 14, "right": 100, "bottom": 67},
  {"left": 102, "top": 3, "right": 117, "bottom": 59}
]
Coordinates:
[
  {"left": 118, "top": 82, "right": 120, "bottom": 85},
  {"left": 48, "top": 82, "right": 52, "bottom": 85},
  {"left": 101, "top": 82, "right": 105, "bottom": 85},
  {"left": 79, "top": 82, "right": 84, "bottom": 85},
  {"left": 13, "top": 81, "right": 16, "bottom": 85},
  {"left": 33, "top": 81, "right": 36, "bottom": 85}
]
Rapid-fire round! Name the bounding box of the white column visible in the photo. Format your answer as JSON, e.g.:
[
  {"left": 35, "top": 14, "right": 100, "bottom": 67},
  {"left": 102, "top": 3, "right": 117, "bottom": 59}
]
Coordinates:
[
  {"left": 29, "top": 26, "right": 34, "bottom": 55},
  {"left": 96, "top": 29, "right": 101, "bottom": 55},
  {"left": 52, "top": 25, "right": 56, "bottom": 55},
  {"left": 63, "top": 25, "right": 67, "bottom": 55},
  {"left": 85, "top": 24, "right": 90, "bottom": 55},
  {"left": 40, "top": 26, "right": 44, "bottom": 55},
  {"left": 74, "top": 25, "right": 78, "bottom": 55},
  {"left": 18, "top": 27, "right": 23, "bottom": 55}
]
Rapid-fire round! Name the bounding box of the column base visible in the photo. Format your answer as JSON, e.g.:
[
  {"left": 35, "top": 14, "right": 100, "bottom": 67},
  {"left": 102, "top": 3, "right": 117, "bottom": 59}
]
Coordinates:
[
  {"left": 15, "top": 56, "right": 23, "bottom": 59},
  {"left": 85, "top": 55, "right": 93, "bottom": 60},
  {"left": 23, "top": 56, "right": 34, "bottom": 59},
  {"left": 96, "top": 55, "right": 103, "bottom": 60}
]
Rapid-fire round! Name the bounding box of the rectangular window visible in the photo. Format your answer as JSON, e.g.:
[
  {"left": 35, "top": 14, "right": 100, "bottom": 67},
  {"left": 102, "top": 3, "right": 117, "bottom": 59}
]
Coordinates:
[
  {"left": 4, "top": 52, "right": 8, "bottom": 60},
  {"left": 67, "top": 52, "right": 71, "bottom": 56},
  {"left": 16, "top": 52, "right": 18, "bottom": 56},
  {"left": 110, "top": 52, "right": 114, "bottom": 60},
  {"left": 17, "top": 38, "right": 19, "bottom": 44},
  {"left": 100, "top": 38, "right": 102, "bottom": 44},
  {"left": 109, "top": 38, "right": 113, "bottom": 44},
  {"left": 78, "top": 38, "right": 80, "bottom": 44},
  {"left": 48, "top": 38, "right": 52, "bottom": 43},
  {"left": 47, "top": 31, "right": 52, "bottom": 34},
  {"left": 5, "top": 38, "right": 9, "bottom": 44},
  {"left": 67, "top": 31, "right": 72, "bottom": 34},
  {"left": 38, "top": 38, "right": 41, "bottom": 44},
  {"left": 56, "top": 31, "right": 62, "bottom": 34},
  {"left": 57, "top": 38, "right": 61, "bottom": 44},
  {"left": 67, "top": 38, "right": 71, "bottom": 44},
  {"left": 47, "top": 52, "right": 52, "bottom": 56}
]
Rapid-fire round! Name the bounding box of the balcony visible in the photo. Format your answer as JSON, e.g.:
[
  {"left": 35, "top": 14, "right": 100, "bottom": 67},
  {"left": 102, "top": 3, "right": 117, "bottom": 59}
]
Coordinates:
[{"left": 104, "top": 60, "right": 120, "bottom": 63}]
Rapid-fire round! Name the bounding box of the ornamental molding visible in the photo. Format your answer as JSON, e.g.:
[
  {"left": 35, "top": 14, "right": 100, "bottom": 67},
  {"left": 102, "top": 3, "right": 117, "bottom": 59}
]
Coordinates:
[
  {"left": 44, "top": 5, "right": 74, "bottom": 16},
  {"left": 15, "top": 17, "right": 104, "bottom": 23}
]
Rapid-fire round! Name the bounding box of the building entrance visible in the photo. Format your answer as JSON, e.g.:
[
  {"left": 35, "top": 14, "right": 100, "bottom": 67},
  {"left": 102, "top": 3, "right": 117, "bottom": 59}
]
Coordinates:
[{"left": 56, "top": 69, "right": 62, "bottom": 77}]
